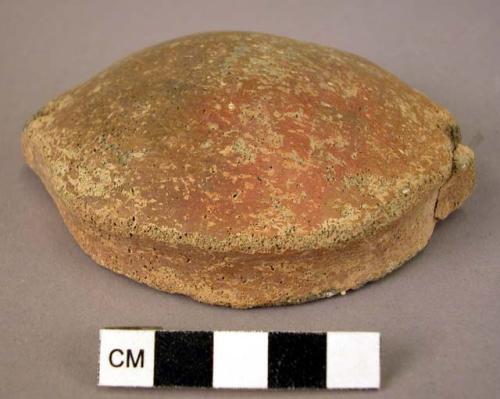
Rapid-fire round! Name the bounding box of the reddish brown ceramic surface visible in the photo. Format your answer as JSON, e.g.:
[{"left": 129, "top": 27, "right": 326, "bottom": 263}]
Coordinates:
[{"left": 21, "top": 32, "right": 475, "bottom": 307}]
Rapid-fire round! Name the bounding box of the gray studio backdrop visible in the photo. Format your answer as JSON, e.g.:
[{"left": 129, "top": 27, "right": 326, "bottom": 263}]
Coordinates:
[{"left": 1, "top": 1, "right": 499, "bottom": 398}]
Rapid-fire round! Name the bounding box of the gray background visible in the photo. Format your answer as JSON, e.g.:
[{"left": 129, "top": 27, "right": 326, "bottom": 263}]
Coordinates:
[{"left": 1, "top": 0, "right": 499, "bottom": 398}]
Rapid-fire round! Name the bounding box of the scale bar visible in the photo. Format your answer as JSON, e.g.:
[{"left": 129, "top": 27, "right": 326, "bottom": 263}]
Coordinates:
[{"left": 98, "top": 329, "right": 380, "bottom": 390}]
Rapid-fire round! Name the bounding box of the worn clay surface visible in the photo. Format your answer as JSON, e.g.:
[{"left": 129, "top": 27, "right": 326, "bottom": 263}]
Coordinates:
[{"left": 21, "top": 31, "right": 475, "bottom": 308}]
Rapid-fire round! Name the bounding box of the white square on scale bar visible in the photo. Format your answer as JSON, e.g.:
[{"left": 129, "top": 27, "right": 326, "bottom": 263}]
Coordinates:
[
  {"left": 213, "top": 331, "right": 268, "bottom": 389},
  {"left": 326, "top": 332, "right": 380, "bottom": 389},
  {"left": 98, "top": 329, "right": 156, "bottom": 387}
]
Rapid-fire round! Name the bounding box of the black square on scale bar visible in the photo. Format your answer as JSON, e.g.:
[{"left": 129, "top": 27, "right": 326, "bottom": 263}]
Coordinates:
[
  {"left": 154, "top": 331, "right": 213, "bottom": 387},
  {"left": 268, "top": 332, "right": 327, "bottom": 388}
]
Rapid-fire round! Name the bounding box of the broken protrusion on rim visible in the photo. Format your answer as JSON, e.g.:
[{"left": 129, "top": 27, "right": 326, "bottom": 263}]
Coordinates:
[{"left": 435, "top": 143, "right": 475, "bottom": 220}]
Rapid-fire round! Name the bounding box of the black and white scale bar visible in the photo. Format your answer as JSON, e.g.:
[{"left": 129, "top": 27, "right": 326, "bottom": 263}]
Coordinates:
[{"left": 98, "top": 329, "right": 380, "bottom": 389}]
